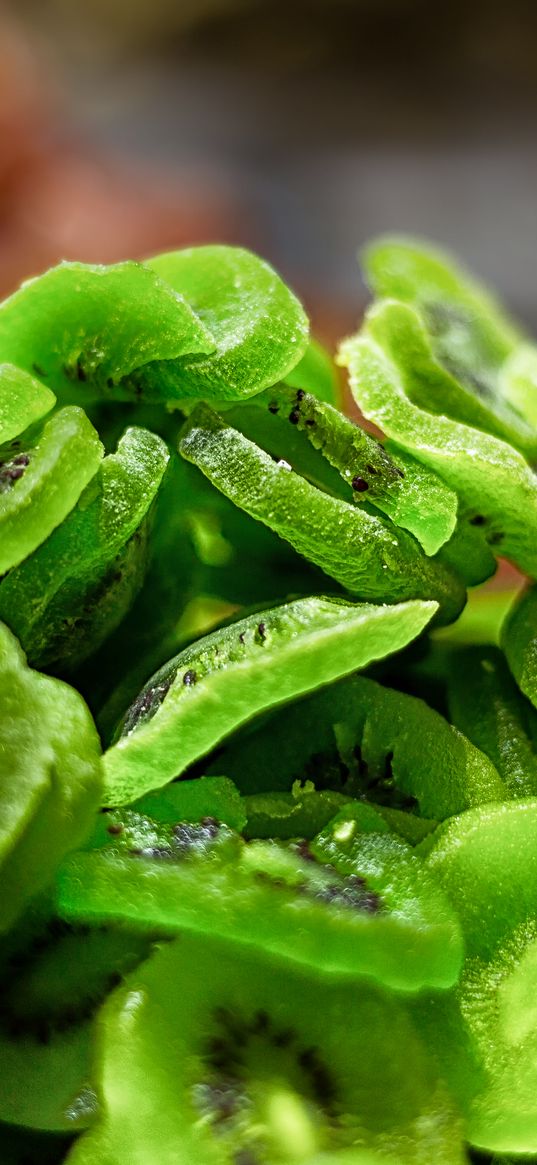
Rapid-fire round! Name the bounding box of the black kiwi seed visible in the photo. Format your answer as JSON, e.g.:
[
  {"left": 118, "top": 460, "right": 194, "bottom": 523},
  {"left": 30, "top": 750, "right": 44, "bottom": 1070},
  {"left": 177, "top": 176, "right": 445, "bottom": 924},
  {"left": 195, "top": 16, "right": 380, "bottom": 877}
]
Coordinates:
[
  {"left": 183, "top": 669, "right": 197, "bottom": 686},
  {"left": 288, "top": 409, "right": 300, "bottom": 424},
  {"left": 123, "top": 675, "right": 173, "bottom": 733},
  {"left": 268, "top": 402, "right": 279, "bottom": 414},
  {"left": 352, "top": 475, "right": 369, "bottom": 492},
  {"left": 469, "top": 514, "right": 486, "bottom": 526}
]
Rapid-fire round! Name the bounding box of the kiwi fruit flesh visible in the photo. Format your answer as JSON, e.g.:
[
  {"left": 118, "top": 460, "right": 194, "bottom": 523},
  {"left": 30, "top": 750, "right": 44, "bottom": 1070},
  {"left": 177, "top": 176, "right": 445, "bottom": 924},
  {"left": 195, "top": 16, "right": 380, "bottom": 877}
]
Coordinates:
[{"left": 67, "top": 933, "right": 466, "bottom": 1164}]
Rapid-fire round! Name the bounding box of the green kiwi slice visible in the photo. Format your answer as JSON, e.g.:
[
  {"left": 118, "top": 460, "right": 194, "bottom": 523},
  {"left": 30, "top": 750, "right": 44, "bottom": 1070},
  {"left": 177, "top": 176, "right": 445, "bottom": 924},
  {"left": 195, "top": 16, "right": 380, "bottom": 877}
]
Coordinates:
[
  {"left": 0, "top": 622, "right": 102, "bottom": 934},
  {"left": 209, "top": 672, "right": 504, "bottom": 820},
  {"left": 0, "top": 905, "right": 154, "bottom": 1132},
  {"left": 56, "top": 801, "right": 462, "bottom": 991},
  {"left": 0, "top": 406, "right": 103, "bottom": 574},
  {"left": 102, "top": 595, "right": 438, "bottom": 806},
  {"left": 413, "top": 801, "right": 537, "bottom": 1153},
  {"left": 0, "top": 426, "right": 169, "bottom": 672},
  {"left": 66, "top": 933, "right": 467, "bottom": 1164}
]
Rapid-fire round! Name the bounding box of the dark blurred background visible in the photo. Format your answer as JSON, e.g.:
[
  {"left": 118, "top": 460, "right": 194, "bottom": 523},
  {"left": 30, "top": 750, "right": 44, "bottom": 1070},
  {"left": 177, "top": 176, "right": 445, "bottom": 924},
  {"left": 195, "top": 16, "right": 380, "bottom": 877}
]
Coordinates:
[{"left": 1, "top": 0, "right": 537, "bottom": 342}]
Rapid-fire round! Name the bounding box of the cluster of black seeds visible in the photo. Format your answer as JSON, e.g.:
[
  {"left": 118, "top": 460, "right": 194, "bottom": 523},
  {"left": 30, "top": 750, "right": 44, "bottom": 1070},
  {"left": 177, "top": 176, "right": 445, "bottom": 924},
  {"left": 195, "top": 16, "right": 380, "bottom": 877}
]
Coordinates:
[
  {"left": 128, "top": 817, "right": 224, "bottom": 861},
  {"left": 122, "top": 674, "right": 174, "bottom": 734},
  {"left": 0, "top": 451, "right": 30, "bottom": 492},
  {"left": 194, "top": 1004, "right": 338, "bottom": 1139}
]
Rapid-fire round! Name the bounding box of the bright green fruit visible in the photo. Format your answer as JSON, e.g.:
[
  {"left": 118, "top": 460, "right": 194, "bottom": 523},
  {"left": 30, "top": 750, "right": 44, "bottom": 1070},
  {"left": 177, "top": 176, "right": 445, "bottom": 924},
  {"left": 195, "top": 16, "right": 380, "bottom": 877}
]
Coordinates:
[
  {"left": 66, "top": 934, "right": 466, "bottom": 1164},
  {"left": 0, "top": 622, "right": 102, "bottom": 933},
  {"left": 0, "top": 426, "right": 169, "bottom": 671},
  {"left": 103, "top": 596, "right": 438, "bottom": 805},
  {"left": 362, "top": 235, "right": 537, "bottom": 456},
  {"left": 179, "top": 404, "right": 465, "bottom": 620},
  {"left": 0, "top": 407, "right": 103, "bottom": 574}
]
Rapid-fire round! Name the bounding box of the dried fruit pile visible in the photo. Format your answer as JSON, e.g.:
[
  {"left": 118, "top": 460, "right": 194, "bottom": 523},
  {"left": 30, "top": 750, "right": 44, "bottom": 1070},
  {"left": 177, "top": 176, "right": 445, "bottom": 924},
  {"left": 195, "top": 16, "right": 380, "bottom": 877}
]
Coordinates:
[{"left": 1, "top": 238, "right": 537, "bottom": 1163}]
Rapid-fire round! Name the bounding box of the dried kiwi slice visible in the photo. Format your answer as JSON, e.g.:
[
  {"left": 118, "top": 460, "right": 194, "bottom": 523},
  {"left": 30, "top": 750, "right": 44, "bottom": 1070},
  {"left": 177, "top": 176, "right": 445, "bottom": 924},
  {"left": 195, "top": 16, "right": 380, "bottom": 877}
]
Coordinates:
[
  {"left": 0, "top": 622, "right": 102, "bottom": 933},
  {"left": 0, "top": 906, "right": 153, "bottom": 1133},
  {"left": 416, "top": 800, "right": 537, "bottom": 1153},
  {"left": 361, "top": 236, "right": 537, "bottom": 455},
  {"left": 57, "top": 800, "right": 462, "bottom": 991},
  {"left": 66, "top": 933, "right": 466, "bottom": 1165},
  {"left": 247, "top": 383, "right": 458, "bottom": 555},
  {"left": 0, "top": 426, "right": 169, "bottom": 671},
  {"left": 340, "top": 317, "right": 537, "bottom": 580},
  {"left": 179, "top": 403, "right": 466, "bottom": 621},
  {"left": 102, "top": 596, "right": 438, "bottom": 805},
  {"left": 0, "top": 362, "right": 56, "bottom": 444},
  {"left": 210, "top": 672, "right": 504, "bottom": 820},
  {"left": 0, "top": 406, "right": 103, "bottom": 574},
  {"left": 445, "top": 645, "right": 537, "bottom": 796}
]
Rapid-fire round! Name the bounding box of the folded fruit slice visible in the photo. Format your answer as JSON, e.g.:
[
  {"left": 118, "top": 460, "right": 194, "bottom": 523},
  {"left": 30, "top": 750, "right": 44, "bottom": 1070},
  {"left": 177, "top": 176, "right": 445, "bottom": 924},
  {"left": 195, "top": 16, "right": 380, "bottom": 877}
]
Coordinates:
[
  {"left": 0, "top": 406, "right": 103, "bottom": 574},
  {"left": 0, "top": 426, "right": 169, "bottom": 671},
  {"left": 65, "top": 934, "right": 466, "bottom": 1165},
  {"left": 179, "top": 404, "right": 466, "bottom": 620},
  {"left": 0, "top": 362, "right": 56, "bottom": 444},
  {"left": 146, "top": 245, "right": 309, "bottom": 399},
  {"left": 211, "top": 672, "right": 504, "bottom": 819},
  {"left": 340, "top": 313, "right": 537, "bottom": 580},
  {"left": 0, "top": 259, "right": 214, "bottom": 406},
  {"left": 362, "top": 235, "right": 537, "bottom": 455},
  {"left": 0, "top": 621, "right": 102, "bottom": 933},
  {"left": 245, "top": 383, "right": 458, "bottom": 555},
  {"left": 417, "top": 800, "right": 537, "bottom": 1153},
  {"left": 57, "top": 800, "right": 462, "bottom": 991},
  {"left": 102, "top": 596, "right": 438, "bottom": 805},
  {"left": 445, "top": 645, "right": 537, "bottom": 796}
]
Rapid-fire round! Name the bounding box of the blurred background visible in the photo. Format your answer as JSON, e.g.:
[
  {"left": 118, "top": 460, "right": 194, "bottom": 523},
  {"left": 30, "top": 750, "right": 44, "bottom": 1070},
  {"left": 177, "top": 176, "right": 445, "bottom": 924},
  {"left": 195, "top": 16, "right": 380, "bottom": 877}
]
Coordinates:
[{"left": 1, "top": 0, "right": 537, "bottom": 344}]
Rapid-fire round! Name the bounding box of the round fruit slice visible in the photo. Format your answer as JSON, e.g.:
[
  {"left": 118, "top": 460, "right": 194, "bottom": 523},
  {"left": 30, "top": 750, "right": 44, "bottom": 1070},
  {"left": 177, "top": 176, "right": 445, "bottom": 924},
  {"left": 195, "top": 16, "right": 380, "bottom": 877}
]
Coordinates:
[
  {"left": 56, "top": 802, "right": 462, "bottom": 992},
  {"left": 0, "top": 406, "right": 103, "bottom": 574},
  {"left": 178, "top": 403, "right": 466, "bottom": 621},
  {"left": 415, "top": 800, "right": 537, "bottom": 1153},
  {"left": 0, "top": 426, "right": 169, "bottom": 671},
  {"left": 210, "top": 672, "right": 504, "bottom": 820},
  {"left": 102, "top": 596, "right": 438, "bottom": 805},
  {"left": 0, "top": 621, "right": 102, "bottom": 933},
  {"left": 361, "top": 235, "right": 536, "bottom": 455},
  {"left": 66, "top": 934, "right": 467, "bottom": 1164}
]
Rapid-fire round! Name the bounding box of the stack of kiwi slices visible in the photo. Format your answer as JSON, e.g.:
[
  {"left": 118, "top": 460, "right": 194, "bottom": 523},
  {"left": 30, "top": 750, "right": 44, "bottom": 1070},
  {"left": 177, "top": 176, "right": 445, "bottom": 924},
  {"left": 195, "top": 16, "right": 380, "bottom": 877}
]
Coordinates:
[{"left": 3, "top": 240, "right": 537, "bottom": 1164}]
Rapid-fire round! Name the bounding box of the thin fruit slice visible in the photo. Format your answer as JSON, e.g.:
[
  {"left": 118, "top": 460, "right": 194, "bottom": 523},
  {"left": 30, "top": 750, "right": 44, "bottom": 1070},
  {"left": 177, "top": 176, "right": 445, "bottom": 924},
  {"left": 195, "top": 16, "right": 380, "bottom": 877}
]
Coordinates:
[
  {"left": 339, "top": 314, "right": 537, "bottom": 579},
  {"left": 0, "top": 621, "right": 102, "bottom": 933},
  {"left": 362, "top": 235, "right": 537, "bottom": 455},
  {"left": 102, "top": 596, "right": 438, "bottom": 805},
  {"left": 415, "top": 801, "right": 537, "bottom": 1154},
  {"left": 0, "top": 362, "right": 56, "bottom": 444},
  {"left": 0, "top": 406, "right": 103, "bottom": 574},
  {"left": 211, "top": 673, "right": 504, "bottom": 819},
  {"left": 147, "top": 245, "right": 309, "bottom": 399},
  {"left": 445, "top": 645, "right": 537, "bottom": 796},
  {"left": 66, "top": 934, "right": 467, "bottom": 1164},
  {"left": 0, "top": 426, "right": 169, "bottom": 671},
  {"left": 250, "top": 383, "right": 458, "bottom": 555},
  {"left": 0, "top": 259, "right": 214, "bottom": 406},
  {"left": 179, "top": 403, "right": 466, "bottom": 620},
  {"left": 57, "top": 805, "right": 462, "bottom": 991}
]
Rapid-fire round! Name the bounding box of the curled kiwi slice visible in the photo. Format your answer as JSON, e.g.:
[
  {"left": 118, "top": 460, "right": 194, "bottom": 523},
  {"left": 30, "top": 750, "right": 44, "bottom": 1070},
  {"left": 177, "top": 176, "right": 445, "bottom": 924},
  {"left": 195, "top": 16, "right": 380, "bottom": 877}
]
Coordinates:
[
  {"left": 0, "top": 906, "right": 154, "bottom": 1134},
  {"left": 211, "top": 672, "right": 504, "bottom": 820},
  {"left": 445, "top": 645, "right": 537, "bottom": 797},
  {"left": 0, "top": 622, "right": 102, "bottom": 934},
  {"left": 340, "top": 318, "right": 537, "bottom": 581},
  {"left": 179, "top": 403, "right": 465, "bottom": 622},
  {"left": 247, "top": 383, "right": 458, "bottom": 555},
  {"left": 361, "top": 236, "right": 537, "bottom": 454},
  {"left": 66, "top": 934, "right": 466, "bottom": 1165},
  {"left": 57, "top": 799, "right": 462, "bottom": 991},
  {"left": 0, "top": 362, "right": 56, "bottom": 444},
  {"left": 0, "top": 426, "right": 169, "bottom": 672},
  {"left": 0, "top": 406, "right": 103, "bottom": 574},
  {"left": 414, "top": 801, "right": 537, "bottom": 1154}
]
